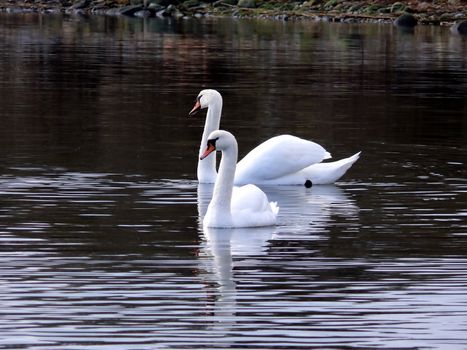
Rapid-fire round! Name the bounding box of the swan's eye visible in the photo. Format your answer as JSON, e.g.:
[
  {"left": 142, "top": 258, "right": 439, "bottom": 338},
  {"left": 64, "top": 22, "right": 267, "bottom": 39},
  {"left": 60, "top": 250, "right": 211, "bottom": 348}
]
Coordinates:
[
  {"left": 196, "top": 95, "right": 202, "bottom": 102},
  {"left": 207, "top": 137, "right": 219, "bottom": 148}
]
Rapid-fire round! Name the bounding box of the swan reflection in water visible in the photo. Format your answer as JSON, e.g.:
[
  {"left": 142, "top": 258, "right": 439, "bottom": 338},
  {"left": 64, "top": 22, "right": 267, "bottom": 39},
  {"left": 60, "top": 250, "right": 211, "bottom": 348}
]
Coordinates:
[
  {"left": 197, "top": 182, "right": 359, "bottom": 233},
  {"left": 197, "top": 183, "right": 359, "bottom": 333}
]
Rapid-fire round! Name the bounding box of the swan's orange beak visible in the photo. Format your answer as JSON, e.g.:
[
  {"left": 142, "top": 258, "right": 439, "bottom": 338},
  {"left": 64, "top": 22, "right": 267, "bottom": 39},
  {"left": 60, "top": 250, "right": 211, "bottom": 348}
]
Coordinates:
[
  {"left": 200, "top": 144, "right": 216, "bottom": 160},
  {"left": 189, "top": 100, "right": 201, "bottom": 116}
]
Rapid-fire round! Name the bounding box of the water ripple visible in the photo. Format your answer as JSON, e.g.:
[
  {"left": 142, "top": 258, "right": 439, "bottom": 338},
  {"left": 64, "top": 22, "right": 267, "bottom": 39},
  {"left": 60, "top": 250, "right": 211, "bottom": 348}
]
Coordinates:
[{"left": 1, "top": 171, "right": 466, "bottom": 347}]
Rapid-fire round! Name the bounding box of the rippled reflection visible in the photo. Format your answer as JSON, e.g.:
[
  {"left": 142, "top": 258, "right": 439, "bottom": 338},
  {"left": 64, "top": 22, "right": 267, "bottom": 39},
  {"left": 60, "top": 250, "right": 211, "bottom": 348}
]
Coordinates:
[{"left": 196, "top": 185, "right": 467, "bottom": 349}]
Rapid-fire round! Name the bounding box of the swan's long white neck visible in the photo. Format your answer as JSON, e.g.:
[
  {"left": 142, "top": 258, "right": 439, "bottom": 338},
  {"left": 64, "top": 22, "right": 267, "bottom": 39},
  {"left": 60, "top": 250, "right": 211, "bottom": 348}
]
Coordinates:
[
  {"left": 207, "top": 141, "right": 238, "bottom": 225},
  {"left": 198, "top": 98, "right": 222, "bottom": 183}
]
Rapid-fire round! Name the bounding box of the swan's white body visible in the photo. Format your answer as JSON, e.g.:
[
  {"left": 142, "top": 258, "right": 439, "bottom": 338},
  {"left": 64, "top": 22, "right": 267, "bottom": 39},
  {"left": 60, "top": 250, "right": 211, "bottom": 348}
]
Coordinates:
[
  {"left": 202, "top": 130, "right": 279, "bottom": 228},
  {"left": 235, "top": 134, "right": 330, "bottom": 185},
  {"left": 191, "top": 89, "right": 360, "bottom": 186}
]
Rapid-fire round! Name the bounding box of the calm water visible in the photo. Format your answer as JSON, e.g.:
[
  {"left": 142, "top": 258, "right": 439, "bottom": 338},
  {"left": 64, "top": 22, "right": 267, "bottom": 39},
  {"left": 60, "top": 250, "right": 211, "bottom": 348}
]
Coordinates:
[{"left": 0, "top": 13, "right": 466, "bottom": 349}]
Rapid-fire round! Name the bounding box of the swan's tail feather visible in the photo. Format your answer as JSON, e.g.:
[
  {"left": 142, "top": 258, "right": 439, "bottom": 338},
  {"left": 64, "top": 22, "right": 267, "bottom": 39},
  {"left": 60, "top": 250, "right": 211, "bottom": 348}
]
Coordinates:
[
  {"left": 270, "top": 201, "right": 280, "bottom": 216},
  {"left": 324, "top": 151, "right": 332, "bottom": 160},
  {"left": 346, "top": 151, "right": 361, "bottom": 163},
  {"left": 306, "top": 151, "right": 361, "bottom": 184}
]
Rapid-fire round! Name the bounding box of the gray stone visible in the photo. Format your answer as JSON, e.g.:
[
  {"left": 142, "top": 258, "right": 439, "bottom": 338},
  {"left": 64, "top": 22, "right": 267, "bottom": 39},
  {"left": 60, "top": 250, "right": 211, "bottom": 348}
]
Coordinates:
[
  {"left": 150, "top": 0, "right": 179, "bottom": 7},
  {"left": 73, "top": 8, "right": 87, "bottom": 15},
  {"left": 148, "top": 3, "right": 164, "bottom": 11},
  {"left": 45, "top": 8, "right": 62, "bottom": 14},
  {"left": 134, "top": 9, "right": 152, "bottom": 17},
  {"left": 105, "top": 8, "right": 121, "bottom": 15},
  {"left": 394, "top": 13, "right": 418, "bottom": 27},
  {"left": 91, "top": 8, "right": 108, "bottom": 15},
  {"left": 451, "top": 20, "right": 467, "bottom": 35},
  {"left": 439, "top": 13, "right": 453, "bottom": 22},
  {"left": 378, "top": 7, "right": 391, "bottom": 14},
  {"left": 156, "top": 9, "right": 169, "bottom": 17},
  {"left": 173, "top": 9, "right": 184, "bottom": 17},
  {"left": 119, "top": 5, "right": 144, "bottom": 16},
  {"left": 69, "top": 0, "right": 90, "bottom": 9},
  {"left": 237, "top": 0, "right": 256, "bottom": 8}
]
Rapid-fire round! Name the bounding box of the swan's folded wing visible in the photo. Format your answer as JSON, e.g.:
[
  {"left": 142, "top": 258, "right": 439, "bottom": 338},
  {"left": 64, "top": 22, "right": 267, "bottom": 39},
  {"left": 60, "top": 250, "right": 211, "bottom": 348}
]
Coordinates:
[
  {"left": 231, "top": 185, "right": 271, "bottom": 213},
  {"left": 235, "top": 135, "right": 330, "bottom": 183},
  {"left": 231, "top": 185, "right": 278, "bottom": 227}
]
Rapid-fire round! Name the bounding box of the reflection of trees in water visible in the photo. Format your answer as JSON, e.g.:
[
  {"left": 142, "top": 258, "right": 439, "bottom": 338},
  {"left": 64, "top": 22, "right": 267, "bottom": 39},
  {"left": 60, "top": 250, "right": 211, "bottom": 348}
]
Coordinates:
[
  {"left": 0, "top": 15, "right": 104, "bottom": 168},
  {"left": 0, "top": 15, "right": 464, "bottom": 170}
]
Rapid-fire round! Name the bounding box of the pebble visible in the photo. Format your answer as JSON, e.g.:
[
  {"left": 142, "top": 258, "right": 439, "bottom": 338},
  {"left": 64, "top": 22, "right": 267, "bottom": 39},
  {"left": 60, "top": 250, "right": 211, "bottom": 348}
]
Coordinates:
[
  {"left": 0, "top": 0, "right": 464, "bottom": 26},
  {"left": 450, "top": 20, "right": 467, "bottom": 35},
  {"left": 394, "top": 13, "right": 418, "bottom": 27}
]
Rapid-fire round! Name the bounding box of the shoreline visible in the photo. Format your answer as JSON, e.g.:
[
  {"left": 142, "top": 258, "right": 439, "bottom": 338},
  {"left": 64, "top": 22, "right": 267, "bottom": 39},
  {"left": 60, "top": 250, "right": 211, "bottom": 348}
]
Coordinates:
[{"left": 0, "top": 0, "right": 466, "bottom": 28}]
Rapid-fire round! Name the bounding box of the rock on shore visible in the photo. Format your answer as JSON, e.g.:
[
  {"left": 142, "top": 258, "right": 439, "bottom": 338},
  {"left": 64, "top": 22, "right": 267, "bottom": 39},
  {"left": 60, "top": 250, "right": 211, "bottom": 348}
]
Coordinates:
[{"left": 0, "top": 0, "right": 465, "bottom": 26}]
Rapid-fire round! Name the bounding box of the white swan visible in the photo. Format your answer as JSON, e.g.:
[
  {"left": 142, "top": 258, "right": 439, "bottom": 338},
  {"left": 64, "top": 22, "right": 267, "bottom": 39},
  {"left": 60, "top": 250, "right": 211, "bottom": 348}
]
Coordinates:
[
  {"left": 200, "top": 130, "right": 279, "bottom": 228},
  {"left": 189, "top": 89, "right": 361, "bottom": 186}
]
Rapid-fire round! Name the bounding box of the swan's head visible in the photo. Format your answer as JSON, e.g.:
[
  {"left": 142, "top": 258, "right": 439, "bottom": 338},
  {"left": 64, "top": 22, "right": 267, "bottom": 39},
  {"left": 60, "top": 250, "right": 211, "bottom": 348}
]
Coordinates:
[
  {"left": 200, "top": 130, "right": 235, "bottom": 160},
  {"left": 189, "top": 89, "right": 222, "bottom": 116}
]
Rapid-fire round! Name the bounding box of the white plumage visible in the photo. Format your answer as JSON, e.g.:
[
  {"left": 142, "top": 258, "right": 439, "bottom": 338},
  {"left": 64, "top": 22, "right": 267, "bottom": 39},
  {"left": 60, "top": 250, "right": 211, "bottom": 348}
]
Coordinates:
[
  {"left": 200, "top": 130, "right": 278, "bottom": 228},
  {"left": 189, "top": 89, "right": 360, "bottom": 186}
]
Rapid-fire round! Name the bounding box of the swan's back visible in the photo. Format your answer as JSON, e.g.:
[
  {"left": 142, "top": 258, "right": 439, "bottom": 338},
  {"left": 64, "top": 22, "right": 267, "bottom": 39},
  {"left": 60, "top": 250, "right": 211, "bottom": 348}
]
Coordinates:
[
  {"left": 235, "top": 135, "right": 331, "bottom": 184},
  {"left": 231, "top": 184, "right": 278, "bottom": 227}
]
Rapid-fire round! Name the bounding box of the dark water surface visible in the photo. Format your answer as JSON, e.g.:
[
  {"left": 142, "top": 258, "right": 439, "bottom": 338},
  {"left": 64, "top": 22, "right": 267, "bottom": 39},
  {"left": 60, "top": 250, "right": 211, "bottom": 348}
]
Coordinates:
[{"left": 0, "top": 13, "right": 466, "bottom": 349}]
